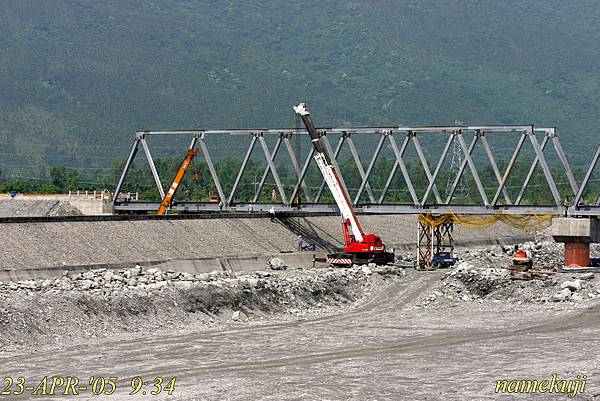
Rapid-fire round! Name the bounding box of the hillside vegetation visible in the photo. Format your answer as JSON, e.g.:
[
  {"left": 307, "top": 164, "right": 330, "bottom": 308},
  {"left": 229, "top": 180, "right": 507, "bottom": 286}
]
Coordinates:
[{"left": 1, "top": 0, "right": 600, "bottom": 177}]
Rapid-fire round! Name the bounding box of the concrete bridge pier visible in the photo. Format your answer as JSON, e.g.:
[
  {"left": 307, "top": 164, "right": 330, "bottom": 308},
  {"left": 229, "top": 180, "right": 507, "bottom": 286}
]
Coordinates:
[{"left": 551, "top": 217, "right": 600, "bottom": 268}]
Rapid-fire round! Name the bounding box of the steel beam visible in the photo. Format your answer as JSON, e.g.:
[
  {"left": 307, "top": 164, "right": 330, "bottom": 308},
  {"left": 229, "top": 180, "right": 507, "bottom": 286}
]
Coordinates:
[
  {"left": 445, "top": 134, "right": 478, "bottom": 204},
  {"left": 527, "top": 131, "right": 561, "bottom": 206},
  {"left": 283, "top": 135, "right": 312, "bottom": 200},
  {"left": 112, "top": 138, "right": 140, "bottom": 205},
  {"left": 480, "top": 133, "right": 512, "bottom": 204},
  {"left": 573, "top": 145, "right": 600, "bottom": 207},
  {"left": 549, "top": 129, "right": 578, "bottom": 196},
  {"left": 515, "top": 133, "right": 549, "bottom": 205},
  {"left": 198, "top": 136, "right": 226, "bottom": 206},
  {"left": 421, "top": 133, "right": 455, "bottom": 205},
  {"left": 490, "top": 133, "right": 526, "bottom": 207},
  {"left": 457, "top": 132, "right": 489, "bottom": 206},
  {"left": 140, "top": 137, "right": 165, "bottom": 199},
  {"left": 253, "top": 135, "right": 283, "bottom": 203},
  {"left": 411, "top": 134, "right": 442, "bottom": 204},
  {"left": 136, "top": 125, "right": 543, "bottom": 137},
  {"left": 388, "top": 134, "right": 419, "bottom": 205},
  {"left": 379, "top": 160, "right": 399, "bottom": 204},
  {"left": 289, "top": 147, "right": 316, "bottom": 206},
  {"left": 227, "top": 135, "right": 257, "bottom": 206},
  {"left": 346, "top": 135, "right": 375, "bottom": 203},
  {"left": 258, "top": 135, "right": 288, "bottom": 205},
  {"left": 353, "top": 133, "right": 385, "bottom": 205},
  {"left": 113, "top": 201, "right": 563, "bottom": 216}
]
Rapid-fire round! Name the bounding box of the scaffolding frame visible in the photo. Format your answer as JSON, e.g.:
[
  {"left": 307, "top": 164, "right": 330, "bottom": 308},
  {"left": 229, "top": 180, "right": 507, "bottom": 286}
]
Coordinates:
[{"left": 417, "top": 219, "right": 454, "bottom": 269}]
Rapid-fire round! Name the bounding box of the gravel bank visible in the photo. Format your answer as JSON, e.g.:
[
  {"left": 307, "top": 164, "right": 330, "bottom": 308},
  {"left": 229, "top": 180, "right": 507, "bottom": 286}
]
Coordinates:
[
  {"left": 0, "top": 199, "right": 79, "bottom": 217},
  {"left": 0, "top": 264, "right": 405, "bottom": 356}
]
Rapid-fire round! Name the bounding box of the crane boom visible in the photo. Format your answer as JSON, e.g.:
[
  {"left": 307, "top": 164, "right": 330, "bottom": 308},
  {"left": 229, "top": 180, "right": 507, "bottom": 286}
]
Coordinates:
[
  {"left": 293, "top": 103, "right": 363, "bottom": 241},
  {"left": 157, "top": 147, "right": 199, "bottom": 216},
  {"left": 294, "top": 103, "right": 394, "bottom": 267}
]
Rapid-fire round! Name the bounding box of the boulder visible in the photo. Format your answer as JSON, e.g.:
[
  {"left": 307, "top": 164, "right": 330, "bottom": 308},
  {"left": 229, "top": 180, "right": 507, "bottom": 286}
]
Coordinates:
[
  {"left": 80, "top": 279, "right": 95, "bottom": 291},
  {"left": 579, "top": 272, "right": 595, "bottom": 280},
  {"left": 553, "top": 288, "right": 572, "bottom": 302},
  {"left": 571, "top": 294, "right": 584, "bottom": 303},
  {"left": 457, "top": 261, "right": 474, "bottom": 271},
  {"left": 82, "top": 271, "right": 95, "bottom": 280},
  {"left": 561, "top": 280, "right": 582, "bottom": 292},
  {"left": 267, "top": 257, "right": 288, "bottom": 270},
  {"left": 129, "top": 265, "right": 142, "bottom": 276},
  {"left": 147, "top": 281, "right": 167, "bottom": 289}
]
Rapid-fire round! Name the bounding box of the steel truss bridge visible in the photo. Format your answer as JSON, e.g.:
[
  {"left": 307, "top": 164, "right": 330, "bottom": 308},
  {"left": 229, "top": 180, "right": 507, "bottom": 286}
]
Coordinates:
[{"left": 113, "top": 125, "right": 600, "bottom": 216}]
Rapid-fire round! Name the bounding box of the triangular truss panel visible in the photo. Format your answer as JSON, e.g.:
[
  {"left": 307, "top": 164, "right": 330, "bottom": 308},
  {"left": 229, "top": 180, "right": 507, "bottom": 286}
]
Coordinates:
[{"left": 572, "top": 144, "right": 600, "bottom": 211}]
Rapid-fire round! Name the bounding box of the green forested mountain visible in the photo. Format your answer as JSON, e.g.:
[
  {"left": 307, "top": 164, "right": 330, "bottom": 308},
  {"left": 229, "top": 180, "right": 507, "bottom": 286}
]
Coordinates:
[{"left": 1, "top": 0, "right": 600, "bottom": 176}]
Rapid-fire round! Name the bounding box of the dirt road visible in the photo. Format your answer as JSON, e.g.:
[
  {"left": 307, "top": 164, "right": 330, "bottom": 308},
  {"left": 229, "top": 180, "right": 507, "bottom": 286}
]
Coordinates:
[{"left": 1, "top": 270, "right": 597, "bottom": 400}]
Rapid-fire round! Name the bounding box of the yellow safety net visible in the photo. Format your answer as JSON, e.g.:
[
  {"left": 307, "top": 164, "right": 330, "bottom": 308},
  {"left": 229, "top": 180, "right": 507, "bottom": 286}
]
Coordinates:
[{"left": 417, "top": 212, "right": 552, "bottom": 232}]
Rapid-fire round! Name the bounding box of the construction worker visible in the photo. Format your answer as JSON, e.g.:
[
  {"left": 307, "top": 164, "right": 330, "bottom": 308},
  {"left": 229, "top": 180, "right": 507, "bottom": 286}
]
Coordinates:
[{"left": 269, "top": 206, "right": 276, "bottom": 222}]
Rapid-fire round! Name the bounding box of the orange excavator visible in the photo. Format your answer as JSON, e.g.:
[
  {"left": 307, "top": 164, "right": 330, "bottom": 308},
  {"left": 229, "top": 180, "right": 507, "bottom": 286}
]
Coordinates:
[{"left": 157, "top": 148, "right": 199, "bottom": 216}]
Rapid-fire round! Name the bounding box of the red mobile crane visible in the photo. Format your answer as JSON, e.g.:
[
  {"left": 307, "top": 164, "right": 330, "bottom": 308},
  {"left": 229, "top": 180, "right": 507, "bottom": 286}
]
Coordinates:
[{"left": 294, "top": 103, "right": 395, "bottom": 266}]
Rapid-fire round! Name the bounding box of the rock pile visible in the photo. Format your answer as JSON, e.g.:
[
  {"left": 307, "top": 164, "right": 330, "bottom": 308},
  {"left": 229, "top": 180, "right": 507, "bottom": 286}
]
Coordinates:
[
  {"left": 0, "top": 265, "right": 232, "bottom": 294},
  {"left": 458, "top": 240, "right": 562, "bottom": 271},
  {"left": 417, "top": 241, "right": 600, "bottom": 308},
  {"left": 552, "top": 273, "right": 597, "bottom": 303}
]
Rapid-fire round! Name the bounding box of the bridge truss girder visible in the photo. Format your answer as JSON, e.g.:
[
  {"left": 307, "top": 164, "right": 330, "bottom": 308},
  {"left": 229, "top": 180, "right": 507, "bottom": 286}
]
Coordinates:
[{"left": 112, "top": 125, "right": 588, "bottom": 216}]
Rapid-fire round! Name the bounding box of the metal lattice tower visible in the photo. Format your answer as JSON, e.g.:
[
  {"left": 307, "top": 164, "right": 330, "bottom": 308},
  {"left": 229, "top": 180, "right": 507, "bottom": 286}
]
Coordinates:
[{"left": 446, "top": 138, "right": 470, "bottom": 201}]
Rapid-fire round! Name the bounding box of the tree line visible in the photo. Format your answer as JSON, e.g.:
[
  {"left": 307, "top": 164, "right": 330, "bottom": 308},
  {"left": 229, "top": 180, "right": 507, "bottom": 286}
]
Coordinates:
[{"left": 0, "top": 155, "right": 591, "bottom": 206}]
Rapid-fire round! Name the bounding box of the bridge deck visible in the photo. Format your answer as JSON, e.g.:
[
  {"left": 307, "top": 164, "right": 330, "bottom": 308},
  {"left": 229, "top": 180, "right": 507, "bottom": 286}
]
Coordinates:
[{"left": 112, "top": 201, "right": 593, "bottom": 216}]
